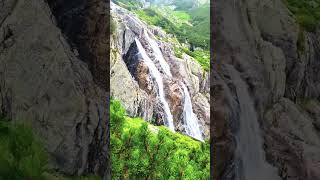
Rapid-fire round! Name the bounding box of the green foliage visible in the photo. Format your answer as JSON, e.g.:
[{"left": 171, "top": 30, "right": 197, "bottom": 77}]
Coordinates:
[
  {"left": 187, "top": 4, "right": 210, "bottom": 49},
  {"left": 113, "top": 0, "right": 142, "bottom": 10},
  {"left": 187, "top": 50, "right": 210, "bottom": 72},
  {"left": 0, "top": 120, "right": 48, "bottom": 180},
  {"left": 172, "top": 0, "right": 194, "bottom": 11},
  {"left": 110, "top": 99, "right": 210, "bottom": 179},
  {"left": 0, "top": 119, "right": 102, "bottom": 180},
  {"left": 284, "top": 0, "right": 320, "bottom": 31},
  {"left": 155, "top": 6, "right": 191, "bottom": 27},
  {"left": 174, "top": 47, "right": 210, "bottom": 71},
  {"left": 133, "top": 4, "right": 210, "bottom": 50}
]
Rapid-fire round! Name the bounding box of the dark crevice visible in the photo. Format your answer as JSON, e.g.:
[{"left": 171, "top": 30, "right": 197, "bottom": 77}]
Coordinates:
[{"left": 46, "top": 0, "right": 110, "bottom": 90}]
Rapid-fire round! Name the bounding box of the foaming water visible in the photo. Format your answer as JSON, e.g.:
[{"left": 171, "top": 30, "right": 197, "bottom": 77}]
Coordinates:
[
  {"left": 143, "top": 30, "right": 172, "bottom": 77},
  {"left": 135, "top": 38, "right": 175, "bottom": 131},
  {"left": 181, "top": 83, "right": 203, "bottom": 141}
]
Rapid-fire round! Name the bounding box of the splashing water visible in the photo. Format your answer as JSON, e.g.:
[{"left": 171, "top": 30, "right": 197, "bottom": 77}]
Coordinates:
[
  {"left": 135, "top": 38, "right": 175, "bottom": 131},
  {"left": 143, "top": 30, "right": 172, "bottom": 77},
  {"left": 181, "top": 83, "right": 203, "bottom": 141}
]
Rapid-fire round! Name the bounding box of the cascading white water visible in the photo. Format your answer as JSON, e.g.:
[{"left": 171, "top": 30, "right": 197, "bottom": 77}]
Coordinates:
[
  {"left": 228, "top": 66, "right": 280, "bottom": 180},
  {"left": 181, "top": 83, "right": 204, "bottom": 141},
  {"left": 135, "top": 38, "right": 175, "bottom": 131},
  {"left": 143, "top": 30, "right": 172, "bottom": 77},
  {"left": 143, "top": 31, "right": 203, "bottom": 141}
]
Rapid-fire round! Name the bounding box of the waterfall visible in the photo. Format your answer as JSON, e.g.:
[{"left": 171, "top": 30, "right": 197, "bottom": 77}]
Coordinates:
[
  {"left": 181, "top": 83, "right": 203, "bottom": 141},
  {"left": 228, "top": 66, "right": 280, "bottom": 180},
  {"left": 142, "top": 30, "right": 203, "bottom": 141},
  {"left": 135, "top": 38, "right": 175, "bottom": 131},
  {"left": 143, "top": 30, "right": 173, "bottom": 77}
]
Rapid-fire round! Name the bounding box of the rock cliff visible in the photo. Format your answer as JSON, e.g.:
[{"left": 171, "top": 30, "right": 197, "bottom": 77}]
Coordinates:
[
  {"left": 213, "top": 0, "right": 320, "bottom": 179},
  {"left": 0, "top": 0, "right": 109, "bottom": 177}
]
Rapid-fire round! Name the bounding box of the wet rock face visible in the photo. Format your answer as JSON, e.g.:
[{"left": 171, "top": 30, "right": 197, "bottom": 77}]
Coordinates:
[
  {"left": 165, "top": 82, "right": 184, "bottom": 130},
  {"left": 193, "top": 93, "right": 210, "bottom": 137},
  {"left": 111, "top": 38, "right": 153, "bottom": 121},
  {"left": 214, "top": 0, "right": 320, "bottom": 179},
  {"left": 264, "top": 98, "right": 320, "bottom": 180},
  {"left": 0, "top": 0, "right": 109, "bottom": 177},
  {"left": 211, "top": 72, "right": 238, "bottom": 180}
]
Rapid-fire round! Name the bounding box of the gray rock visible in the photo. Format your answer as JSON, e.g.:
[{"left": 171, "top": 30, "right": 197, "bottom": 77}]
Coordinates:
[
  {"left": 0, "top": 0, "right": 108, "bottom": 176},
  {"left": 111, "top": 37, "right": 153, "bottom": 121},
  {"left": 214, "top": 0, "right": 320, "bottom": 179}
]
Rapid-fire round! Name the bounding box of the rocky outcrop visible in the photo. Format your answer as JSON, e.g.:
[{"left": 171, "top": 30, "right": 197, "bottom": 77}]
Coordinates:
[
  {"left": 0, "top": 0, "right": 109, "bottom": 177},
  {"left": 111, "top": 37, "right": 153, "bottom": 121},
  {"left": 213, "top": 0, "right": 320, "bottom": 179}
]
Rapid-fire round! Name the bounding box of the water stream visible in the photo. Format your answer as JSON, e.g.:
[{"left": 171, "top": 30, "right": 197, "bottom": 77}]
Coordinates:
[
  {"left": 135, "top": 38, "right": 175, "bottom": 131},
  {"left": 141, "top": 31, "right": 204, "bottom": 141},
  {"left": 228, "top": 66, "right": 280, "bottom": 180},
  {"left": 143, "top": 30, "right": 172, "bottom": 77},
  {"left": 181, "top": 83, "right": 204, "bottom": 141}
]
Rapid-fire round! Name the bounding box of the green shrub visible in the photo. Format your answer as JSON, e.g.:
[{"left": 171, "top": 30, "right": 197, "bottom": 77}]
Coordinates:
[
  {"left": 285, "top": 0, "right": 320, "bottom": 32},
  {"left": 110, "top": 99, "right": 210, "bottom": 179},
  {"left": 0, "top": 119, "right": 102, "bottom": 180},
  {"left": 0, "top": 120, "right": 48, "bottom": 180}
]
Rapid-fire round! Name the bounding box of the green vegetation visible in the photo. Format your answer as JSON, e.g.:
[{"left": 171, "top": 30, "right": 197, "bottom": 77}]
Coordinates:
[
  {"left": 134, "top": 6, "right": 210, "bottom": 50},
  {"left": 113, "top": 0, "right": 142, "bottom": 10},
  {"left": 284, "top": 0, "right": 320, "bottom": 31},
  {"left": 0, "top": 119, "right": 101, "bottom": 180},
  {"left": 110, "top": 99, "right": 210, "bottom": 179},
  {"left": 134, "top": 6, "right": 210, "bottom": 71},
  {"left": 174, "top": 47, "right": 210, "bottom": 71},
  {"left": 0, "top": 119, "right": 48, "bottom": 180},
  {"left": 172, "top": 0, "right": 195, "bottom": 11},
  {"left": 187, "top": 4, "right": 210, "bottom": 49}
]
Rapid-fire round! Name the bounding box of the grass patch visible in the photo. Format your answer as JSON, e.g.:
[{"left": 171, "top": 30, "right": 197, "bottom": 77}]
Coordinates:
[{"left": 110, "top": 99, "right": 210, "bottom": 179}]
